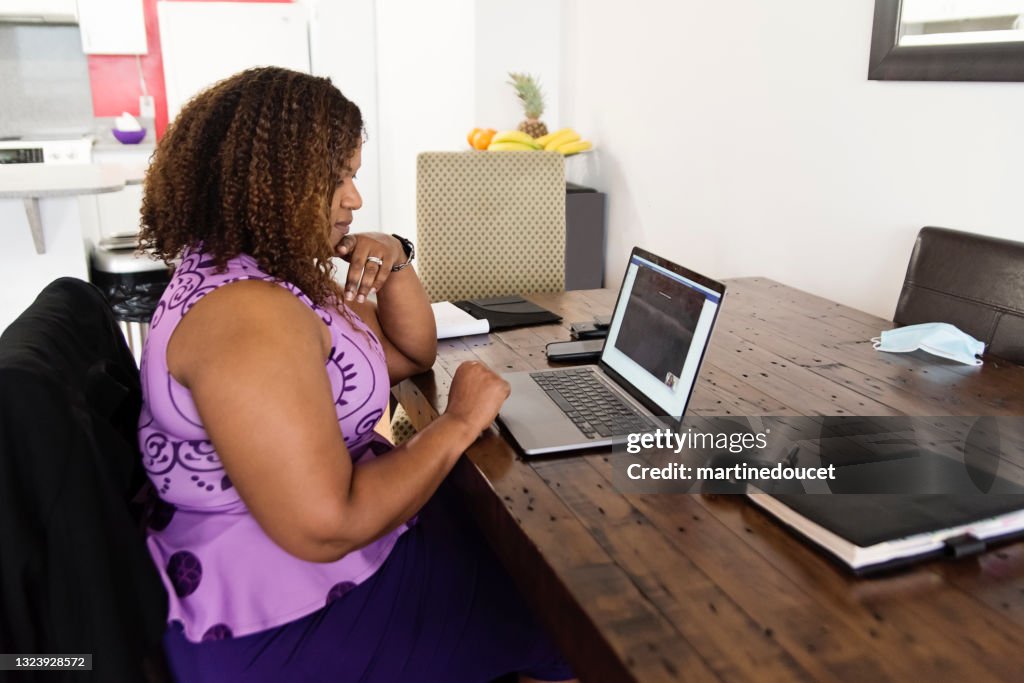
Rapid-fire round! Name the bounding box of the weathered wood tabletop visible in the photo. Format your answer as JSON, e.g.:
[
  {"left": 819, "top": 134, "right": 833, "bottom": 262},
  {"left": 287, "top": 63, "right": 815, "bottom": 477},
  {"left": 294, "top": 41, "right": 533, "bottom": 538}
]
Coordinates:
[{"left": 396, "top": 278, "right": 1024, "bottom": 683}]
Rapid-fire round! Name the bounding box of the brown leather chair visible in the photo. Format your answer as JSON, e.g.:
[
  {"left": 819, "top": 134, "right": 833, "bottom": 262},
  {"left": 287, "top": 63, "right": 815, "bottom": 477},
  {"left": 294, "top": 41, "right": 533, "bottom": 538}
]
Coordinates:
[{"left": 895, "top": 227, "right": 1024, "bottom": 363}]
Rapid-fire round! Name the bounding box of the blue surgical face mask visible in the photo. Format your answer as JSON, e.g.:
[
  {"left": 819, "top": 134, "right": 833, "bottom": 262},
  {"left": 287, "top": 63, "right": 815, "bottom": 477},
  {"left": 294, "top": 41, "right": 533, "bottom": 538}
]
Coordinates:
[{"left": 872, "top": 322, "right": 985, "bottom": 366}]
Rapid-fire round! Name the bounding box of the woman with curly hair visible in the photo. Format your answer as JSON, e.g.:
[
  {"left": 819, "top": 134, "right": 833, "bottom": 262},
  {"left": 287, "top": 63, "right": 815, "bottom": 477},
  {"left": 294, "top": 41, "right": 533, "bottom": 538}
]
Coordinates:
[{"left": 138, "top": 67, "right": 575, "bottom": 683}]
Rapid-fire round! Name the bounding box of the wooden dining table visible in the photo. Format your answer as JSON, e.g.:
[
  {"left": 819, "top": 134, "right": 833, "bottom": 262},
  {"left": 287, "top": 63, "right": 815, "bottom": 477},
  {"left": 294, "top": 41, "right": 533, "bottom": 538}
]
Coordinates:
[{"left": 395, "top": 278, "right": 1024, "bottom": 683}]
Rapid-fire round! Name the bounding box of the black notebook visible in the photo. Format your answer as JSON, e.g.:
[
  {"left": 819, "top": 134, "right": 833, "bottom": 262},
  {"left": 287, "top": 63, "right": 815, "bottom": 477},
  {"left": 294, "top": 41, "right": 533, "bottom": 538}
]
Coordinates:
[
  {"left": 748, "top": 493, "right": 1024, "bottom": 574},
  {"left": 452, "top": 296, "right": 561, "bottom": 331}
]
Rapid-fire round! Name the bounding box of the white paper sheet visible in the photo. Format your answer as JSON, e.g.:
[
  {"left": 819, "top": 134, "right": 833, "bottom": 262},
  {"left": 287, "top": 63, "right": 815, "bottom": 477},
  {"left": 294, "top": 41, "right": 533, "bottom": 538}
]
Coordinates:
[{"left": 432, "top": 301, "right": 489, "bottom": 339}]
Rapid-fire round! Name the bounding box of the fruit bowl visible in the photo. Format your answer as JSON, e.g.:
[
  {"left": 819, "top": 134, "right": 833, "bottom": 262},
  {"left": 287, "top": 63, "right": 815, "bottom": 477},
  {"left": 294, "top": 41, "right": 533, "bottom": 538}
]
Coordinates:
[{"left": 112, "top": 128, "right": 147, "bottom": 144}]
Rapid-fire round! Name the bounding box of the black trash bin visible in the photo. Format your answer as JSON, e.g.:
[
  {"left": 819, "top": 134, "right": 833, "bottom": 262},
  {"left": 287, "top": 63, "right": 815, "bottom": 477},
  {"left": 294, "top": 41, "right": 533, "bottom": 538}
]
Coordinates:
[{"left": 90, "top": 236, "right": 172, "bottom": 366}]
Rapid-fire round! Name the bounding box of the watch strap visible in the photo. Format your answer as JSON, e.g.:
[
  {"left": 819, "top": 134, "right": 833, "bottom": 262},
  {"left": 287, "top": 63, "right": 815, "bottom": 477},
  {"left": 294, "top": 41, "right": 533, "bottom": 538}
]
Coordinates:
[{"left": 391, "top": 233, "right": 415, "bottom": 271}]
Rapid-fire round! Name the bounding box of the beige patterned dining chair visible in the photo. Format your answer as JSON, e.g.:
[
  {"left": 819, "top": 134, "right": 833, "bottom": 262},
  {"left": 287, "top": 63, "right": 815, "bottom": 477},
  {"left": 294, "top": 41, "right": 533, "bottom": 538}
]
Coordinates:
[
  {"left": 389, "top": 151, "right": 568, "bottom": 444},
  {"left": 415, "top": 151, "right": 566, "bottom": 302}
]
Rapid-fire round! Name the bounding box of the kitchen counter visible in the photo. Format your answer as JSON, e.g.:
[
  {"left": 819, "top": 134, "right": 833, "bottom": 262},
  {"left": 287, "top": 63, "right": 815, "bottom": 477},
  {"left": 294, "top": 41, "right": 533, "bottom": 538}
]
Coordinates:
[
  {"left": 0, "top": 163, "right": 147, "bottom": 255},
  {"left": 0, "top": 162, "right": 150, "bottom": 332},
  {"left": 91, "top": 114, "right": 157, "bottom": 152},
  {"left": 92, "top": 138, "right": 156, "bottom": 154},
  {"left": 0, "top": 163, "right": 146, "bottom": 198}
]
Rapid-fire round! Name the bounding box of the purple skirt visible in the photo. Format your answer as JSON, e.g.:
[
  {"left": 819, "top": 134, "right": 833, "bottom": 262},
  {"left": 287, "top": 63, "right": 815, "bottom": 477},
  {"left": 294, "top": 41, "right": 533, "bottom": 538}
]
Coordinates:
[{"left": 162, "top": 490, "right": 574, "bottom": 682}]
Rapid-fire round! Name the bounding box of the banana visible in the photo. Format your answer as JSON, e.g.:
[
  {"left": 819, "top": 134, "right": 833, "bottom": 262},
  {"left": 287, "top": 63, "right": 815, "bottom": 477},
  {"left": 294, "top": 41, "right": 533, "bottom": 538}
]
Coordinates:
[
  {"left": 534, "top": 132, "right": 556, "bottom": 146},
  {"left": 558, "top": 139, "right": 592, "bottom": 156},
  {"left": 490, "top": 130, "right": 541, "bottom": 148},
  {"left": 536, "top": 128, "right": 574, "bottom": 147},
  {"left": 543, "top": 129, "right": 580, "bottom": 151},
  {"left": 488, "top": 141, "right": 537, "bottom": 151}
]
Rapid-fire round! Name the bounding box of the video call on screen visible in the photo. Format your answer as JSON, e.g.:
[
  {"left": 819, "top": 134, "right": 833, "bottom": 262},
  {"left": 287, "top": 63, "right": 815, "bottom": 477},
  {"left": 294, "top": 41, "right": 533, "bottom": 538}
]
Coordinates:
[{"left": 614, "top": 265, "right": 706, "bottom": 388}]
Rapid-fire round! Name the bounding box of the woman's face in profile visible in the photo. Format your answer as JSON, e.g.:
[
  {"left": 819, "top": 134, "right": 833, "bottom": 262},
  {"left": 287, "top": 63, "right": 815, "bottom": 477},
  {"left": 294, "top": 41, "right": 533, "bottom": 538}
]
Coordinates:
[{"left": 328, "top": 143, "right": 363, "bottom": 253}]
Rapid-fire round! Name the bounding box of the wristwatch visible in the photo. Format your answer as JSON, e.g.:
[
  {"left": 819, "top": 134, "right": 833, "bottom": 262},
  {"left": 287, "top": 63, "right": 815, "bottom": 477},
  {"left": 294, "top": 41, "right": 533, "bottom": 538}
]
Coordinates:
[{"left": 391, "top": 234, "right": 415, "bottom": 271}]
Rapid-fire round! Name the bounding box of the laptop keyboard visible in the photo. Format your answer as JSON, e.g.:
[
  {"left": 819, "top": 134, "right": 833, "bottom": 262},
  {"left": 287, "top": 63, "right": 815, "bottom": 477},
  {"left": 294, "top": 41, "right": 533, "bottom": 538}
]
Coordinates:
[{"left": 530, "top": 368, "right": 660, "bottom": 439}]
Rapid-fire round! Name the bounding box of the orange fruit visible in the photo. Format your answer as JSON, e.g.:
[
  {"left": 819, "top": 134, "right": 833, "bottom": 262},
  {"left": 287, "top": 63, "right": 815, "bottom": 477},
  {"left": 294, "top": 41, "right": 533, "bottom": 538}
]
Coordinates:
[
  {"left": 472, "top": 128, "right": 496, "bottom": 150},
  {"left": 467, "top": 128, "right": 482, "bottom": 147}
]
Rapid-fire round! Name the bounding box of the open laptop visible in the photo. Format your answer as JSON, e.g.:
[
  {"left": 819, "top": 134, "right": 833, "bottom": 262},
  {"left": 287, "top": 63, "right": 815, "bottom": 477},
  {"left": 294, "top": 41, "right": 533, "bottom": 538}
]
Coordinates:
[{"left": 498, "top": 247, "right": 726, "bottom": 456}]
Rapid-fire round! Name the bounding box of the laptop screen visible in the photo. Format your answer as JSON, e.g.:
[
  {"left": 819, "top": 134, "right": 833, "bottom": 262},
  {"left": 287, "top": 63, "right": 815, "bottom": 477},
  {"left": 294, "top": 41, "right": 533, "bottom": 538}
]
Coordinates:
[{"left": 600, "top": 253, "right": 722, "bottom": 419}]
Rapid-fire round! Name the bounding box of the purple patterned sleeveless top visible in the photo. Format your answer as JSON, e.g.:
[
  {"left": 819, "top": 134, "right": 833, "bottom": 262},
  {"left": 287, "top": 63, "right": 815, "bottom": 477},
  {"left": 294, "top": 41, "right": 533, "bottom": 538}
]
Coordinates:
[{"left": 138, "top": 247, "right": 405, "bottom": 643}]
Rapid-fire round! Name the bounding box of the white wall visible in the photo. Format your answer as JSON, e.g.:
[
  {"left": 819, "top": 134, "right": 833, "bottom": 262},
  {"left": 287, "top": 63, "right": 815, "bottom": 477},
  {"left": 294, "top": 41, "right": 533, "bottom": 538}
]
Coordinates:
[
  {"left": 561, "top": 0, "right": 1024, "bottom": 319},
  {"left": 373, "top": 0, "right": 562, "bottom": 250},
  {"left": 474, "top": 0, "right": 562, "bottom": 132},
  {"left": 376, "top": 0, "right": 476, "bottom": 246},
  {"left": 0, "top": 197, "right": 89, "bottom": 332},
  {"left": 306, "top": 0, "right": 382, "bottom": 233},
  {"left": 305, "top": 0, "right": 563, "bottom": 286}
]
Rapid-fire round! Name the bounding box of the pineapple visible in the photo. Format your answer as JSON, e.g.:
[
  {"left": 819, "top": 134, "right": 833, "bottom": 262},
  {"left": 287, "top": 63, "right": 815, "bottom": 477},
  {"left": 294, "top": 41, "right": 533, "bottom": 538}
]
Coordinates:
[{"left": 508, "top": 72, "right": 549, "bottom": 139}]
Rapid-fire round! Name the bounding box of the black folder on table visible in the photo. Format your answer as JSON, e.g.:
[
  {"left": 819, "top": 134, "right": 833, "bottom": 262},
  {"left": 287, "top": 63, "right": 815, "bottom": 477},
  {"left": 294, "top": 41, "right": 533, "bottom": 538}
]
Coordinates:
[
  {"left": 748, "top": 493, "right": 1024, "bottom": 575},
  {"left": 452, "top": 295, "right": 561, "bottom": 331}
]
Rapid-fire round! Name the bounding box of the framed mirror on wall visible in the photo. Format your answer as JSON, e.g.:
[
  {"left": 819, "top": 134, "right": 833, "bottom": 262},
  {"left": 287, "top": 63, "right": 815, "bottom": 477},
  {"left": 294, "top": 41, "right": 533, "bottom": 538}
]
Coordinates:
[{"left": 869, "top": 0, "right": 1024, "bottom": 81}]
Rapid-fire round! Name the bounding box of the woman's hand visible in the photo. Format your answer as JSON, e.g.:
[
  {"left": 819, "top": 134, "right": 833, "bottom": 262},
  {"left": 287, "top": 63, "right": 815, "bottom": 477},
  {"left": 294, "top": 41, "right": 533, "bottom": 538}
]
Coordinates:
[
  {"left": 336, "top": 232, "right": 406, "bottom": 303},
  {"left": 444, "top": 361, "right": 512, "bottom": 434}
]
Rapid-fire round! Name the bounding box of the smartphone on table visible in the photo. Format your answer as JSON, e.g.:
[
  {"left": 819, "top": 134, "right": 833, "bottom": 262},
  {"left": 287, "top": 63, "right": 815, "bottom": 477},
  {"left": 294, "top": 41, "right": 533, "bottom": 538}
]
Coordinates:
[{"left": 545, "top": 339, "right": 604, "bottom": 362}]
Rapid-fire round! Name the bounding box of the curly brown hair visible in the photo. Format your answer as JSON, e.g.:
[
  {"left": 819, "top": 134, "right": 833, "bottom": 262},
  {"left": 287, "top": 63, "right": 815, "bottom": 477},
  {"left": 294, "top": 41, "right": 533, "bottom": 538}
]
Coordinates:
[{"left": 140, "top": 67, "right": 363, "bottom": 306}]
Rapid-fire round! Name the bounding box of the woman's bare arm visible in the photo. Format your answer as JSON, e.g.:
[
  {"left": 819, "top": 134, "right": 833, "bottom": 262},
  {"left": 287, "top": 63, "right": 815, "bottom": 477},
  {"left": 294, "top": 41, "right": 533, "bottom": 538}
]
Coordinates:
[
  {"left": 340, "top": 233, "right": 437, "bottom": 383},
  {"left": 168, "top": 279, "right": 507, "bottom": 563},
  {"left": 349, "top": 263, "right": 437, "bottom": 384}
]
